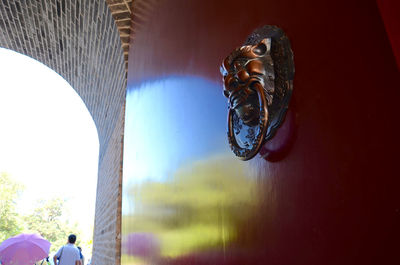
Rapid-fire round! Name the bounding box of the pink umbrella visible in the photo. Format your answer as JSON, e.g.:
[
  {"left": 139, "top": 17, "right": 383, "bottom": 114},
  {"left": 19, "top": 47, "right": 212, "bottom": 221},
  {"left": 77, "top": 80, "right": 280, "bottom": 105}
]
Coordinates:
[
  {"left": 0, "top": 233, "right": 51, "bottom": 265},
  {"left": 122, "top": 232, "right": 160, "bottom": 258}
]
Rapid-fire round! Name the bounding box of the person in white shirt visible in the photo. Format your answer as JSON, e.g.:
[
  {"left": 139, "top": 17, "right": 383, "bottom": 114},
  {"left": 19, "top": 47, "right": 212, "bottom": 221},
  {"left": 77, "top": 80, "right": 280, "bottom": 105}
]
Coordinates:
[{"left": 53, "top": 234, "right": 81, "bottom": 265}]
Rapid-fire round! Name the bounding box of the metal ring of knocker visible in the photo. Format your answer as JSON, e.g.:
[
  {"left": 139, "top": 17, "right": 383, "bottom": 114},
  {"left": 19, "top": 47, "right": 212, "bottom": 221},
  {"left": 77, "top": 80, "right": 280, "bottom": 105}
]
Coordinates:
[{"left": 221, "top": 25, "right": 295, "bottom": 160}]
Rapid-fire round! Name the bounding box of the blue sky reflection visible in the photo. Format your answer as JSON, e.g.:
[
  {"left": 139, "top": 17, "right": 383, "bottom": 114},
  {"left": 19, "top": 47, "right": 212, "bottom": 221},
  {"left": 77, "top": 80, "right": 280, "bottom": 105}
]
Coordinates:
[{"left": 123, "top": 76, "right": 230, "bottom": 210}]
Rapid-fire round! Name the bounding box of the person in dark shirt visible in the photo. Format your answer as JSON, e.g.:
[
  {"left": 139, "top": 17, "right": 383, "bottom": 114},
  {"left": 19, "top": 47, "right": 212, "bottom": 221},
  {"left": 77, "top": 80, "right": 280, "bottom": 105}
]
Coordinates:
[{"left": 77, "top": 246, "right": 84, "bottom": 265}]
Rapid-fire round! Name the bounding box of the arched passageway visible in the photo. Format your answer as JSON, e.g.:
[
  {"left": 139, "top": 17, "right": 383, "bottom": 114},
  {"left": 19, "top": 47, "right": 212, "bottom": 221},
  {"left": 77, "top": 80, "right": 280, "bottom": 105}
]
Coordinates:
[
  {"left": 0, "top": 46, "right": 100, "bottom": 258},
  {"left": 0, "top": 1, "right": 127, "bottom": 264}
]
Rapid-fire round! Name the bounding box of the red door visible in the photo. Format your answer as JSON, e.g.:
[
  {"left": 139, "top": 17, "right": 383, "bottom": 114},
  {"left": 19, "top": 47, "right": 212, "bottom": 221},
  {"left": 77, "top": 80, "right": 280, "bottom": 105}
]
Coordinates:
[{"left": 122, "top": 0, "right": 400, "bottom": 264}]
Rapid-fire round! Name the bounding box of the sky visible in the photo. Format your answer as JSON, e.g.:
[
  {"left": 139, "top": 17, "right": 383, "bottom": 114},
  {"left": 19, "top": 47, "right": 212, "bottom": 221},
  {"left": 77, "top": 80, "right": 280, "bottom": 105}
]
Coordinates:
[{"left": 0, "top": 48, "right": 99, "bottom": 236}]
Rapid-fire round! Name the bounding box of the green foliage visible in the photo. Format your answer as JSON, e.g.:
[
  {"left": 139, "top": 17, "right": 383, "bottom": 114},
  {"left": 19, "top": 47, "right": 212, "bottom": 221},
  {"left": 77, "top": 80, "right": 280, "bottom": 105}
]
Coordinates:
[
  {"left": 0, "top": 172, "right": 24, "bottom": 242},
  {"left": 23, "top": 198, "right": 82, "bottom": 253},
  {"left": 0, "top": 173, "right": 88, "bottom": 254}
]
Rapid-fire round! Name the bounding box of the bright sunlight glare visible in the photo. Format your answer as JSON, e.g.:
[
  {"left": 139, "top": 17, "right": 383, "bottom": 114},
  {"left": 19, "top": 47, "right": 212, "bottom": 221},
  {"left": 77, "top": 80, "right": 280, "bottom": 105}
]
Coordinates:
[{"left": 0, "top": 48, "right": 99, "bottom": 246}]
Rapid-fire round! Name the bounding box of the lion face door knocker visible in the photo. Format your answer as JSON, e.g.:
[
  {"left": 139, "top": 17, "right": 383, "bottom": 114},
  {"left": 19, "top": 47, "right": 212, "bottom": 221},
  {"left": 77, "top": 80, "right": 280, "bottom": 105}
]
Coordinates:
[{"left": 221, "top": 25, "right": 295, "bottom": 160}]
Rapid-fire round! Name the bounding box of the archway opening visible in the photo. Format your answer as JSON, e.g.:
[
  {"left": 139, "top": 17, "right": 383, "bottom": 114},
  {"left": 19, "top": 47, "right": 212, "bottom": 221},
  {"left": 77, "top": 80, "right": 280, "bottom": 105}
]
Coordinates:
[{"left": 0, "top": 47, "right": 99, "bottom": 260}]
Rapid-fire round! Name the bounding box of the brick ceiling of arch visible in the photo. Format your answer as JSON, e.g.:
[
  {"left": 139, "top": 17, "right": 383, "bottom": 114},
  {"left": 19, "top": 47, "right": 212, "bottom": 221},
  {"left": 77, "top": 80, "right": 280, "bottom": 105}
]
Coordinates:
[
  {"left": 0, "top": 0, "right": 158, "bottom": 160},
  {"left": 106, "top": 0, "right": 158, "bottom": 71},
  {"left": 105, "top": 0, "right": 132, "bottom": 69},
  {"left": 0, "top": 0, "right": 126, "bottom": 163}
]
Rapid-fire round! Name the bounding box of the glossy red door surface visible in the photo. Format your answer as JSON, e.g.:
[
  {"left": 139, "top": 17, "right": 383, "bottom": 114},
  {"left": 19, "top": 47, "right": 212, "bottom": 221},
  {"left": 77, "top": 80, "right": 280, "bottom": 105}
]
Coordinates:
[
  {"left": 122, "top": 0, "right": 400, "bottom": 264},
  {"left": 376, "top": 0, "right": 400, "bottom": 68}
]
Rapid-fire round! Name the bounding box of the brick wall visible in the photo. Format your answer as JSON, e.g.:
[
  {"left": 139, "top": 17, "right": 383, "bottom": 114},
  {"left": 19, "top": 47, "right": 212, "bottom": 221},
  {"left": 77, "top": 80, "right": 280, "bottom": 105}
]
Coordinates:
[
  {"left": 0, "top": 1, "right": 126, "bottom": 264},
  {"left": 92, "top": 103, "right": 125, "bottom": 264}
]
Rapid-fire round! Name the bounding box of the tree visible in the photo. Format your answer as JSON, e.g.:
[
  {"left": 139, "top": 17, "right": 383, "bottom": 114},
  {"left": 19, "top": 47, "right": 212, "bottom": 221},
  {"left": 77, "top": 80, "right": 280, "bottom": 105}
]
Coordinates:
[
  {"left": 24, "top": 197, "right": 82, "bottom": 252},
  {"left": 0, "top": 172, "right": 24, "bottom": 242},
  {"left": 0, "top": 173, "right": 88, "bottom": 254}
]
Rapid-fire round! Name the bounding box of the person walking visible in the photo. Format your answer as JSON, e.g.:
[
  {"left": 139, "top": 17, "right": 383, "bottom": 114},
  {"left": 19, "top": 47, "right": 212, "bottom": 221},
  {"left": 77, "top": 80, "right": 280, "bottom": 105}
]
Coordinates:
[
  {"left": 77, "top": 246, "right": 84, "bottom": 265},
  {"left": 53, "top": 234, "right": 81, "bottom": 265}
]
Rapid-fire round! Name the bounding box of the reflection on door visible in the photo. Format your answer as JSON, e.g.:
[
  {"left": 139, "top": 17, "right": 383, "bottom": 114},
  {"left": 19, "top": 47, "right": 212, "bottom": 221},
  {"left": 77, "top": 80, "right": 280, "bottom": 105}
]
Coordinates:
[{"left": 122, "top": 76, "right": 264, "bottom": 264}]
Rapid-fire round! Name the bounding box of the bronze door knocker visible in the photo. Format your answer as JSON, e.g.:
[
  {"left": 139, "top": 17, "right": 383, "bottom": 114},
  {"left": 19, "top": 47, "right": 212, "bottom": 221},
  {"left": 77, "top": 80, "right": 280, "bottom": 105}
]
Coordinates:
[{"left": 221, "top": 25, "right": 295, "bottom": 160}]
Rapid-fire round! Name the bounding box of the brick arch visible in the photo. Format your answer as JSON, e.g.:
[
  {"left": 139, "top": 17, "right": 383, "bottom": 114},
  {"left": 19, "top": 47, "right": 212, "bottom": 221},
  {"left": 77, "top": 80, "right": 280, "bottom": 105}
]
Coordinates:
[{"left": 0, "top": 1, "right": 126, "bottom": 264}]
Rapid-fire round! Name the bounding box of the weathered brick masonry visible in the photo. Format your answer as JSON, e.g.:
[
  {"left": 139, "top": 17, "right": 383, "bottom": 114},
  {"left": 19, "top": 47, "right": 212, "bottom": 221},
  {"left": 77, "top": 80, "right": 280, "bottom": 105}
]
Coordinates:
[
  {"left": 0, "top": 0, "right": 127, "bottom": 264},
  {"left": 105, "top": 0, "right": 133, "bottom": 70}
]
